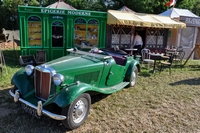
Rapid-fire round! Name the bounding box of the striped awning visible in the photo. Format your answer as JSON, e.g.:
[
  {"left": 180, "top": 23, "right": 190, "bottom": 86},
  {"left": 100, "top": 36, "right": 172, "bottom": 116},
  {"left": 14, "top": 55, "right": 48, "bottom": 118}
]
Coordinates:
[{"left": 107, "top": 10, "right": 186, "bottom": 28}]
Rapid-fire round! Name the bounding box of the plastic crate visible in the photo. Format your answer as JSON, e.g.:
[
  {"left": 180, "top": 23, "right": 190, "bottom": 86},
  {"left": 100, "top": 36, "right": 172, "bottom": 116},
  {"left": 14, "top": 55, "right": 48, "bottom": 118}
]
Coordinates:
[{"left": 19, "top": 55, "right": 36, "bottom": 66}]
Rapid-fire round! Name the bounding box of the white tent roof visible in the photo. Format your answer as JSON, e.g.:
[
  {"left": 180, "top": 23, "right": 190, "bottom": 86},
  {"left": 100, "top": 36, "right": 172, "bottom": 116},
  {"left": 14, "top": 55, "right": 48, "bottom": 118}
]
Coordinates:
[
  {"left": 118, "top": 6, "right": 135, "bottom": 12},
  {"left": 159, "top": 8, "right": 198, "bottom": 18},
  {"left": 46, "top": 0, "right": 76, "bottom": 10}
]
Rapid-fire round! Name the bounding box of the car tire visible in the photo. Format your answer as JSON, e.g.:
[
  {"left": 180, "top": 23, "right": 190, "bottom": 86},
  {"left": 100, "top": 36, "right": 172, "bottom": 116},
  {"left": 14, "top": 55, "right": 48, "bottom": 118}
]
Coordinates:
[
  {"left": 128, "top": 67, "right": 138, "bottom": 87},
  {"left": 61, "top": 93, "right": 91, "bottom": 129}
]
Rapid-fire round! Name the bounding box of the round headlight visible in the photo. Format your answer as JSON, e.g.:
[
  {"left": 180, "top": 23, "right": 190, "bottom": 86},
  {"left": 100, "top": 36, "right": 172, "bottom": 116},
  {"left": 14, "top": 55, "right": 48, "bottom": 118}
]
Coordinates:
[
  {"left": 53, "top": 74, "right": 64, "bottom": 86},
  {"left": 25, "top": 65, "right": 34, "bottom": 75}
]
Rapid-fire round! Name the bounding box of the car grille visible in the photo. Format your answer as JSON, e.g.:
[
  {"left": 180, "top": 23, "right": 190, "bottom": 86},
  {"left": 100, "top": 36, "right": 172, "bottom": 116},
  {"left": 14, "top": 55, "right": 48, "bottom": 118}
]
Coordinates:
[{"left": 34, "top": 68, "right": 51, "bottom": 100}]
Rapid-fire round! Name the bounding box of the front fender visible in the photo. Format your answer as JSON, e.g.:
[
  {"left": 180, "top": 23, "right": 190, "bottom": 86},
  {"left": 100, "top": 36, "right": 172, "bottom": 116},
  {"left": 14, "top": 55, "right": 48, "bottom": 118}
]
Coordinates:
[
  {"left": 11, "top": 68, "right": 34, "bottom": 95},
  {"left": 44, "top": 82, "right": 94, "bottom": 108}
]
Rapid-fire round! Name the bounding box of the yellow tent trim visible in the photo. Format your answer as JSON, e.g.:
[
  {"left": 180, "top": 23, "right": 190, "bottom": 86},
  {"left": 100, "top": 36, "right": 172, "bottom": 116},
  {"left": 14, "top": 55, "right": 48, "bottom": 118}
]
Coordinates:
[{"left": 107, "top": 10, "right": 186, "bottom": 29}]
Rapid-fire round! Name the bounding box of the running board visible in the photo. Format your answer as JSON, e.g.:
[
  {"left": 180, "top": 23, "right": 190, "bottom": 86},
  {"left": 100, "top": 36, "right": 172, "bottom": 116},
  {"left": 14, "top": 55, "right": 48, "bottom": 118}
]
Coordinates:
[
  {"left": 97, "top": 82, "right": 130, "bottom": 94},
  {"left": 111, "top": 82, "right": 129, "bottom": 90}
]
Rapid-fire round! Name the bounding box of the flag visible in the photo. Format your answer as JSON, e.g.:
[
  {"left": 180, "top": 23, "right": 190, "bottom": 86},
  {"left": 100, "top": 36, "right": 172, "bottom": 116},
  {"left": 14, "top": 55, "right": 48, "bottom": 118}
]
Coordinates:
[{"left": 165, "top": 0, "right": 176, "bottom": 7}]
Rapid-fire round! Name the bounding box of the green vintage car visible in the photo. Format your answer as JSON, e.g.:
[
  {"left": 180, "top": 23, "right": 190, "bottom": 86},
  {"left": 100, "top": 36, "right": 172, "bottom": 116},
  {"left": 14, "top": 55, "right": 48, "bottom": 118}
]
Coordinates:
[{"left": 9, "top": 48, "right": 140, "bottom": 129}]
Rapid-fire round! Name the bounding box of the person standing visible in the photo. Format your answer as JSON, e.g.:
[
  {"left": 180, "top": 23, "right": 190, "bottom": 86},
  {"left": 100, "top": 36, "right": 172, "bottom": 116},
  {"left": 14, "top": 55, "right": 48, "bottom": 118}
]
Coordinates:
[{"left": 133, "top": 32, "right": 143, "bottom": 55}]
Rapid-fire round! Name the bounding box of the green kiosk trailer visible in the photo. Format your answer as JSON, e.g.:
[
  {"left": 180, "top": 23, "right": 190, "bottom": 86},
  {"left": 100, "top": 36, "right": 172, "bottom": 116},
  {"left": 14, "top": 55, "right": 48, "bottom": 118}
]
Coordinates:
[{"left": 18, "top": 6, "right": 107, "bottom": 62}]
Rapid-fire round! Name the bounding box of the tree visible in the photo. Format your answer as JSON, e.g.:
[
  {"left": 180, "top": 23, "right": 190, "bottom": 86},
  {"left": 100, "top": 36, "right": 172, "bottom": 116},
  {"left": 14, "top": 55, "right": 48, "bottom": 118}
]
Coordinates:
[
  {"left": 58, "top": 0, "right": 107, "bottom": 11},
  {"left": 192, "top": 0, "right": 200, "bottom": 16},
  {"left": 41, "top": 0, "right": 58, "bottom": 7},
  {"left": 0, "top": 0, "right": 200, "bottom": 30},
  {"left": 103, "top": 0, "right": 199, "bottom": 15},
  {"left": 0, "top": 0, "right": 39, "bottom": 30},
  {"left": 66, "top": 0, "right": 88, "bottom": 10},
  {"left": 176, "top": 0, "right": 195, "bottom": 10}
]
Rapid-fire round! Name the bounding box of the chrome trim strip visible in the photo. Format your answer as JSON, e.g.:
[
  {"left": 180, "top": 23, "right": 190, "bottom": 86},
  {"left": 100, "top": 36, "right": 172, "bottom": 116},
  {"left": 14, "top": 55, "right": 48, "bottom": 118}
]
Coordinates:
[
  {"left": 49, "top": 56, "right": 81, "bottom": 66},
  {"left": 9, "top": 90, "right": 66, "bottom": 120}
]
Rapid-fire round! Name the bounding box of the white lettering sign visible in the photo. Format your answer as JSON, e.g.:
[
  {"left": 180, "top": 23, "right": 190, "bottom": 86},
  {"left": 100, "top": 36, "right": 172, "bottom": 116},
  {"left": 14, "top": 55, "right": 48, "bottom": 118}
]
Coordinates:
[
  {"left": 67, "top": 11, "right": 91, "bottom": 16},
  {"left": 41, "top": 9, "right": 65, "bottom": 14},
  {"left": 185, "top": 17, "right": 200, "bottom": 25}
]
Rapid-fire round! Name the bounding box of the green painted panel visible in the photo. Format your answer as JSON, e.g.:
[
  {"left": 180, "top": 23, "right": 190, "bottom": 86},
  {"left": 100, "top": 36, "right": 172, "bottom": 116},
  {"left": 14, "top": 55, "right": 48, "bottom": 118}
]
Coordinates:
[
  {"left": 43, "top": 17, "right": 49, "bottom": 48},
  {"left": 45, "top": 49, "right": 49, "bottom": 61},
  {"left": 99, "top": 21, "right": 106, "bottom": 48},
  {"left": 67, "top": 19, "right": 73, "bottom": 48},
  {"left": 19, "top": 16, "right": 26, "bottom": 48},
  {"left": 51, "top": 49, "right": 65, "bottom": 60},
  {"left": 29, "top": 49, "right": 37, "bottom": 55},
  {"left": 21, "top": 49, "right": 27, "bottom": 55}
]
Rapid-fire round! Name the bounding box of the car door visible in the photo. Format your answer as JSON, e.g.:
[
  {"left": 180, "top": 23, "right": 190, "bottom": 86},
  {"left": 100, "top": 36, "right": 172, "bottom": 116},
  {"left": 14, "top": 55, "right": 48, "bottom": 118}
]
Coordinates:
[{"left": 106, "top": 64, "right": 126, "bottom": 86}]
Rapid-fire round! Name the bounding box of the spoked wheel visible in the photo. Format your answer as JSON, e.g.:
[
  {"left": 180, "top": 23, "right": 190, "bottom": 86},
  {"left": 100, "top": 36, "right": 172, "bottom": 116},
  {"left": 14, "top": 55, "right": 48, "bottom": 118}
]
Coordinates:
[
  {"left": 61, "top": 93, "right": 91, "bottom": 129},
  {"left": 128, "top": 67, "right": 138, "bottom": 87}
]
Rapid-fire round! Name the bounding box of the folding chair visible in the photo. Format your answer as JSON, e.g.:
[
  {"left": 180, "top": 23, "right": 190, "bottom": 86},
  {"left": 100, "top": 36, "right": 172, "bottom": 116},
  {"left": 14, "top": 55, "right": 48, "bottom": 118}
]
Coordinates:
[
  {"left": 141, "top": 49, "right": 154, "bottom": 69},
  {"left": 159, "top": 54, "right": 175, "bottom": 75},
  {"left": 173, "top": 50, "right": 185, "bottom": 67}
]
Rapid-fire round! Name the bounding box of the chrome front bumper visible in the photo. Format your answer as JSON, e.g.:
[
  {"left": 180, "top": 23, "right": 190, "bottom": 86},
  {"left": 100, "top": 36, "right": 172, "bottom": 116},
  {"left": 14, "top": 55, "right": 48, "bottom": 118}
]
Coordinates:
[{"left": 9, "top": 90, "right": 66, "bottom": 121}]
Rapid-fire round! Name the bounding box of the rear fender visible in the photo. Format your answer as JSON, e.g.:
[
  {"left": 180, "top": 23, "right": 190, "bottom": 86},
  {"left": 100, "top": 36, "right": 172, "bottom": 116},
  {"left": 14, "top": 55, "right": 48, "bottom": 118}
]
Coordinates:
[
  {"left": 125, "top": 60, "right": 140, "bottom": 81},
  {"left": 45, "top": 82, "right": 94, "bottom": 108}
]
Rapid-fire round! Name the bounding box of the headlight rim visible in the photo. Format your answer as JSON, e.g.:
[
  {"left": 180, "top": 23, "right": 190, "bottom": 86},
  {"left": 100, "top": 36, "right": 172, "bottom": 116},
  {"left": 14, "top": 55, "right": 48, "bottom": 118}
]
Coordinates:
[
  {"left": 25, "top": 65, "right": 34, "bottom": 76},
  {"left": 53, "top": 73, "right": 64, "bottom": 86}
]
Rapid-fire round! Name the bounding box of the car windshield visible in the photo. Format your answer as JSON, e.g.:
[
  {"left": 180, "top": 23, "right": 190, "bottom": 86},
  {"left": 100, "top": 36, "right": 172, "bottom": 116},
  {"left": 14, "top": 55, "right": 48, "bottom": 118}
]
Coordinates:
[{"left": 67, "top": 48, "right": 112, "bottom": 61}]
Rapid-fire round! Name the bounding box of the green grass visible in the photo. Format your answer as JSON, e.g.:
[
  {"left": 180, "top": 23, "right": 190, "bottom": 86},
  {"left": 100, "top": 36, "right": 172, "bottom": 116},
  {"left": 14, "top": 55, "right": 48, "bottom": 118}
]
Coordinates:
[
  {"left": 0, "top": 49, "right": 22, "bottom": 89},
  {"left": 0, "top": 50, "right": 200, "bottom": 132}
]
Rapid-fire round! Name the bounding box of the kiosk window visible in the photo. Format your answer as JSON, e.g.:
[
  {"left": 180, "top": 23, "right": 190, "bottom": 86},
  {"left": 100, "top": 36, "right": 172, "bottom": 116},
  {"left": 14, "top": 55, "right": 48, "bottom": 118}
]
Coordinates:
[
  {"left": 28, "top": 16, "right": 42, "bottom": 46},
  {"left": 74, "top": 18, "right": 86, "bottom": 46},
  {"left": 52, "top": 21, "right": 64, "bottom": 47},
  {"left": 146, "top": 29, "right": 167, "bottom": 49},
  {"left": 120, "top": 27, "right": 132, "bottom": 45},
  {"left": 111, "top": 27, "right": 120, "bottom": 44},
  {"left": 180, "top": 27, "right": 195, "bottom": 48},
  {"left": 74, "top": 18, "right": 99, "bottom": 48},
  {"left": 88, "top": 19, "right": 99, "bottom": 46},
  {"left": 111, "top": 26, "right": 132, "bottom": 49}
]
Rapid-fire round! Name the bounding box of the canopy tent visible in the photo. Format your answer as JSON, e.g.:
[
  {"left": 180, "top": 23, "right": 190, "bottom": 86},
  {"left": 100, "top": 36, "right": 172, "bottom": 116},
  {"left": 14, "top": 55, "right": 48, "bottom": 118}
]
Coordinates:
[
  {"left": 107, "top": 10, "right": 186, "bottom": 29},
  {"left": 160, "top": 8, "right": 200, "bottom": 61},
  {"left": 118, "top": 6, "right": 135, "bottom": 12},
  {"left": 159, "top": 8, "right": 198, "bottom": 18},
  {"left": 46, "top": 0, "right": 76, "bottom": 10}
]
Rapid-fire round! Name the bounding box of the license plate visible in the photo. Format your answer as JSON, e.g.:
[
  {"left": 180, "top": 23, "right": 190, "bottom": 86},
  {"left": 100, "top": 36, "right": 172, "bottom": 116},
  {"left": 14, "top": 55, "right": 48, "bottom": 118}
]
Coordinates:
[{"left": 20, "top": 103, "right": 40, "bottom": 119}]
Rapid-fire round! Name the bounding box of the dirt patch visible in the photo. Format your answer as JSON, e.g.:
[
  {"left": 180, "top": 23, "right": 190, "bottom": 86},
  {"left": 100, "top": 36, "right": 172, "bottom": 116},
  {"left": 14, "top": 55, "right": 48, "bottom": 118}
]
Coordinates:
[
  {"left": 0, "top": 106, "right": 14, "bottom": 117},
  {"left": 0, "top": 41, "right": 19, "bottom": 50}
]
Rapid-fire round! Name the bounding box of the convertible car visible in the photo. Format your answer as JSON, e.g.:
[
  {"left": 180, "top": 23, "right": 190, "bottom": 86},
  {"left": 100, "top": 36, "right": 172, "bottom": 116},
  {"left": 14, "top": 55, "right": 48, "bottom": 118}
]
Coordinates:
[{"left": 9, "top": 48, "right": 140, "bottom": 129}]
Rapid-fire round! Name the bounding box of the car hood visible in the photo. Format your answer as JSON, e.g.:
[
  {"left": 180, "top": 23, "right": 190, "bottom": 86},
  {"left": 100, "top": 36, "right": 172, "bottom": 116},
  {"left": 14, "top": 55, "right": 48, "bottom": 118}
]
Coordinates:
[{"left": 43, "top": 54, "right": 105, "bottom": 73}]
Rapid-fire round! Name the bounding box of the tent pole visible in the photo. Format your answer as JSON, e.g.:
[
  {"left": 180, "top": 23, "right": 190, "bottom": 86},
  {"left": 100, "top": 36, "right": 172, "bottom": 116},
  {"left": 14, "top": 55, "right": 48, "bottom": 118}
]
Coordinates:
[
  {"left": 170, "top": 0, "right": 177, "bottom": 18},
  {"left": 0, "top": 47, "right": 8, "bottom": 75}
]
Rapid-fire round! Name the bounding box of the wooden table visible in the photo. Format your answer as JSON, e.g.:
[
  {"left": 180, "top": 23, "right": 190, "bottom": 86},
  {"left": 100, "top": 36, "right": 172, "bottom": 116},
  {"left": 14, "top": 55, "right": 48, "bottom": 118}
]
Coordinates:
[
  {"left": 166, "top": 51, "right": 179, "bottom": 55},
  {"left": 125, "top": 48, "right": 138, "bottom": 58},
  {"left": 149, "top": 53, "right": 168, "bottom": 73},
  {"left": 125, "top": 48, "right": 137, "bottom": 55}
]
